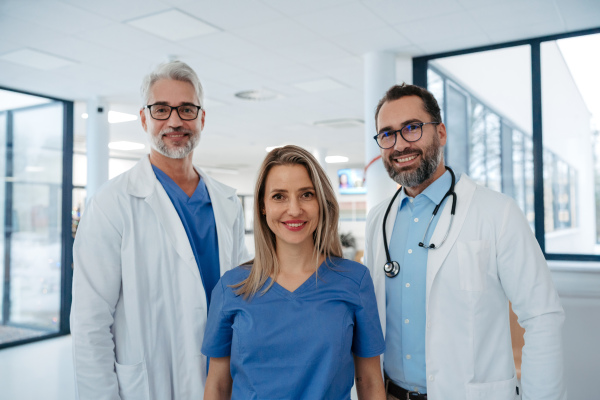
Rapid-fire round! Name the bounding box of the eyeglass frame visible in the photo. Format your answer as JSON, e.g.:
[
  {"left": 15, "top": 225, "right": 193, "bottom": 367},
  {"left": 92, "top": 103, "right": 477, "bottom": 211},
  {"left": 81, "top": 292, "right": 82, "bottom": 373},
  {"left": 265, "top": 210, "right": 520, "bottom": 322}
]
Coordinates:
[
  {"left": 144, "top": 103, "right": 203, "bottom": 121},
  {"left": 373, "top": 122, "right": 441, "bottom": 149}
]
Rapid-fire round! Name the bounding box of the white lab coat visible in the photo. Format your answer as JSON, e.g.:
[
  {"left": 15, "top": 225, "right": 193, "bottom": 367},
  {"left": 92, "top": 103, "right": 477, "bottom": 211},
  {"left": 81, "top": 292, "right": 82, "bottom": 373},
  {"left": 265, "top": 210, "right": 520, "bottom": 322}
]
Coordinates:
[
  {"left": 71, "top": 156, "right": 249, "bottom": 400},
  {"left": 364, "top": 174, "right": 566, "bottom": 400}
]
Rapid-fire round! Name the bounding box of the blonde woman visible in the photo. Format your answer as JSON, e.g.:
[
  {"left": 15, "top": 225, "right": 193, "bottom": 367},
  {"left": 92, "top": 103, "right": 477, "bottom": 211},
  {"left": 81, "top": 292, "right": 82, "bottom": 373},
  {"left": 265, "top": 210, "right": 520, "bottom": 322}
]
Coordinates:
[{"left": 202, "top": 145, "right": 386, "bottom": 399}]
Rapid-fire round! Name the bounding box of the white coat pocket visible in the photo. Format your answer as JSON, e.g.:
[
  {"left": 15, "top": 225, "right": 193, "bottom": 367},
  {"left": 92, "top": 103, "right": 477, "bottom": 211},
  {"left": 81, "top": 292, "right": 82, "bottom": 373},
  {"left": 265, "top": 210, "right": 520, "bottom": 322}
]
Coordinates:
[
  {"left": 457, "top": 240, "right": 489, "bottom": 291},
  {"left": 465, "top": 374, "right": 519, "bottom": 400},
  {"left": 115, "top": 360, "right": 150, "bottom": 400}
]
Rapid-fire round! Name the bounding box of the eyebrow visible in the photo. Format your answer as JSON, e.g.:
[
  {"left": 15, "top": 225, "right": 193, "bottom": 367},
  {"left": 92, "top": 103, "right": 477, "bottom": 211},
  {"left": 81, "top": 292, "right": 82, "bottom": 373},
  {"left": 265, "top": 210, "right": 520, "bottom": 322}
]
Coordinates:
[
  {"left": 378, "top": 118, "right": 423, "bottom": 134},
  {"left": 150, "top": 101, "right": 199, "bottom": 107},
  {"left": 269, "top": 186, "right": 315, "bottom": 193}
]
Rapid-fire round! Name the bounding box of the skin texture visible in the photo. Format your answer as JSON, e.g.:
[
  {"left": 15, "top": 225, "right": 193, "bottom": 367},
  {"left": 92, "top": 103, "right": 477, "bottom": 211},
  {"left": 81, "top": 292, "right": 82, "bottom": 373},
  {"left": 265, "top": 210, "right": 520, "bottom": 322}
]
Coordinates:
[
  {"left": 204, "top": 164, "right": 385, "bottom": 399},
  {"left": 377, "top": 95, "right": 447, "bottom": 197},
  {"left": 139, "top": 79, "right": 205, "bottom": 197}
]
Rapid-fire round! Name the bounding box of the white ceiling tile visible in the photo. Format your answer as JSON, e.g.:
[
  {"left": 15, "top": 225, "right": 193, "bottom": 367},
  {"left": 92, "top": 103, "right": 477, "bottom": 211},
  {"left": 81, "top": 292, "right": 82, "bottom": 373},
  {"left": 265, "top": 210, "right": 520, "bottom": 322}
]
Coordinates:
[
  {"left": 258, "top": 0, "right": 354, "bottom": 16},
  {"left": 417, "top": 34, "right": 493, "bottom": 56},
  {"left": 486, "top": 23, "right": 566, "bottom": 45},
  {"left": 329, "top": 26, "right": 412, "bottom": 56},
  {"left": 394, "top": 11, "right": 486, "bottom": 46},
  {"left": 293, "top": 78, "right": 347, "bottom": 92},
  {"left": 553, "top": 0, "right": 600, "bottom": 31},
  {"left": 467, "top": 0, "right": 564, "bottom": 33},
  {"left": 179, "top": 32, "right": 265, "bottom": 59},
  {"left": 60, "top": 0, "right": 170, "bottom": 22},
  {"left": 76, "top": 23, "right": 173, "bottom": 52},
  {"left": 292, "top": 2, "right": 385, "bottom": 37},
  {"left": 178, "top": 0, "right": 283, "bottom": 30},
  {"left": 1, "top": 0, "right": 113, "bottom": 35},
  {"left": 0, "top": 49, "right": 76, "bottom": 70},
  {"left": 126, "top": 9, "right": 220, "bottom": 41},
  {"left": 230, "top": 18, "right": 322, "bottom": 48},
  {"left": 275, "top": 40, "right": 353, "bottom": 64},
  {"left": 362, "top": 0, "right": 464, "bottom": 24},
  {"left": 221, "top": 51, "right": 297, "bottom": 75},
  {"left": 0, "top": 14, "right": 68, "bottom": 48}
]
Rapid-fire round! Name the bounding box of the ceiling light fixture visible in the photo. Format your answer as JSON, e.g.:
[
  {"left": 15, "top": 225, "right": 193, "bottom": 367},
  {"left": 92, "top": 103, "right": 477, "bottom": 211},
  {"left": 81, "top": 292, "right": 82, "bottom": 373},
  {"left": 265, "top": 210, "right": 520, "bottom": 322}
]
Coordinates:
[
  {"left": 81, "top": 113, "right": 89, "bottom": 119},
  {"left": 235, "top": 89, "right": 281, "bottom": 101},
  {"left": 108, "top": 111, "right": 138, "bottom": 124},
  {"left": 325, "top": 156, "right": 349, "bottom": 164},
  {"left": 108, "top": 141, "right": 146, "bottom": 151},
  {"left": 126, "top": 9, "right": 219, "bottom": 41},
  {"left": 313, "top": 118, "right": 364, "bottom": 129}
]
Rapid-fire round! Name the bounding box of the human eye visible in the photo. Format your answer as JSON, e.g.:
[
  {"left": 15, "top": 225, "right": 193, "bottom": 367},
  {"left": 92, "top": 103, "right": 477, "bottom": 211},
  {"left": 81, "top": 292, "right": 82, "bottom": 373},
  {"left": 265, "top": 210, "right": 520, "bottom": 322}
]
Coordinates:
[
  {"left": 153, "top": 105, "right": 169, "bottom": 114},
  {"left": 403, "top": 123, "right": 421, "bottom": 133},
  {"left": 179, "top": 106, "right": 195, "bottom": 115},
  {"left": 301, "top": 191, "right": 315, "bottom": 199},
  {"left": 272, "top": 193, "right": 284, "bottom": 201}
]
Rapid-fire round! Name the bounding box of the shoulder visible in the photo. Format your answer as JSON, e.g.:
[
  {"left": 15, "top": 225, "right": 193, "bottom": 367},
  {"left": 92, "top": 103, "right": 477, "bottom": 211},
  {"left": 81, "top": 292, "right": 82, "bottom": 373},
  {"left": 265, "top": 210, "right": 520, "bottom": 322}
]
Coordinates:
[
  {"left": 220, "top": 265, "right": 252, "bottom": 286},
  {"left": 461, "top": 175, "right": 517, "bottom": 212},
  {"left": 325, "top": 257, "right": 370, "bottom": 287}
]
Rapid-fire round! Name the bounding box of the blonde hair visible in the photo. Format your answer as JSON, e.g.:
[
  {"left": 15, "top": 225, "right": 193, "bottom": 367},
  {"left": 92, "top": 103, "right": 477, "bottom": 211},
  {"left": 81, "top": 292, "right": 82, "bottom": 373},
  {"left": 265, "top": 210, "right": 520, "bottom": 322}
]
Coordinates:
[{"left": 233, "top": 145, "right": 342, "bottom": 299}]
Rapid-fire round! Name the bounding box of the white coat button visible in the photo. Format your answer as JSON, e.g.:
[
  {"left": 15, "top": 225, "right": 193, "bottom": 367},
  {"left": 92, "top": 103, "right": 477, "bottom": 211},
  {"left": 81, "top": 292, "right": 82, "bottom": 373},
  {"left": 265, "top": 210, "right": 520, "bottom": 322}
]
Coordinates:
[
  {"left": 406, "top": 283, "right": 410, "bottom": 288},
  {"left": 414, "top": 217, "right": 419, "bottom": 222},
  {"left": 404, "top": 319, "right": 409, "bottom": 324},
  {"left": 408, "top": 249, "right": 413, "bottom": 254},
  {"left": 429, "top": 375, "right": 434, "bottom": 381},
  {"left": 406, "top": 354, "right": 411, "bottom": 360}
]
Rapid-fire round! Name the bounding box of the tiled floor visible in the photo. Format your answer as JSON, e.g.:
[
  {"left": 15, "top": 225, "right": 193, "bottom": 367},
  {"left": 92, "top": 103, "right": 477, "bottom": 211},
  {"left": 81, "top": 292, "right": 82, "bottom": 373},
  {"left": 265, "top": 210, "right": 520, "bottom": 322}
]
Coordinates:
[{"left": 0, "top": 335, "right": 75, "bottom": 400}]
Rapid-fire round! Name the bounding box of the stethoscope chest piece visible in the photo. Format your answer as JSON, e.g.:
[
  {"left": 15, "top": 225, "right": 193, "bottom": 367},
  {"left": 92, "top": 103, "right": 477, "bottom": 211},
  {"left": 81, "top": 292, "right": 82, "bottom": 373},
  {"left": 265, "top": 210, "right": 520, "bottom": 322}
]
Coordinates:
[{"left": 384, "top": 261, "right": 400, "bottom": 278}]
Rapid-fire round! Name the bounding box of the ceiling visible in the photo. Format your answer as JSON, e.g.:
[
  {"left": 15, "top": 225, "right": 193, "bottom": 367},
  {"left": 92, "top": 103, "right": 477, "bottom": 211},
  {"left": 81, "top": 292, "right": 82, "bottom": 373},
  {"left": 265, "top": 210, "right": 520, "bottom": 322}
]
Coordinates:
[{"left": 0, "top": 0, "right": 599, "bottom": 176}]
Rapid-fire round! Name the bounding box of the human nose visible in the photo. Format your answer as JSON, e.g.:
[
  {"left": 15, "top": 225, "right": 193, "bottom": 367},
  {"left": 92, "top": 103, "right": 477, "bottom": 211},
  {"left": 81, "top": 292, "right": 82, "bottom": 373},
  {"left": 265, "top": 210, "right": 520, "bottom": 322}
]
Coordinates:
[
  {"left": 287, "top": 197, "right": 302, "bottom": 216},
  {"left": 392, "top": 130, "right": 411, "bottom": 152},
  {"left": 167, "top": 107, "right": 184, "bottom": 127}
]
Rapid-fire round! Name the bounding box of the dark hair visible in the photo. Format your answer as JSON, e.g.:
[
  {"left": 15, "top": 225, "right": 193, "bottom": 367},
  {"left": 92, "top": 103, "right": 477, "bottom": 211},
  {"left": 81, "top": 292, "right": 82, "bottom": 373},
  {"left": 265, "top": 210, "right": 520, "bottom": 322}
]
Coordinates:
[{"left": 374, "top": 83, "right": 442, "bottom": 129}]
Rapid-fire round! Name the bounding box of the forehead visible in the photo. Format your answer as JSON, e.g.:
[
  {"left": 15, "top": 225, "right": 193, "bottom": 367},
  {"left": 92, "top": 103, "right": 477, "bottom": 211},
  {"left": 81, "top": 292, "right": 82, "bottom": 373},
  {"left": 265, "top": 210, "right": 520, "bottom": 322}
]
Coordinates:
[
  {"left": 377, "top": 95, "right": 430, "bottom": 128},
  {"left": 265, "top": 164, "right": 313, "bottom": 189},
  {"left": 148, "top": 79, "right": 198, "bottom": 104}
]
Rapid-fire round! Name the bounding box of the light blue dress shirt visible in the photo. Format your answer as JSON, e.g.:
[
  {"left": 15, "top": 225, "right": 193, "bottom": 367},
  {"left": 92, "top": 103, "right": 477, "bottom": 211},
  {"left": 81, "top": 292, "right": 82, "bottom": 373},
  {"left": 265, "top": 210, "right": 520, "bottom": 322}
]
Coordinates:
[{"left": 384, "top": 170, "right": 453, "bottom": 393}]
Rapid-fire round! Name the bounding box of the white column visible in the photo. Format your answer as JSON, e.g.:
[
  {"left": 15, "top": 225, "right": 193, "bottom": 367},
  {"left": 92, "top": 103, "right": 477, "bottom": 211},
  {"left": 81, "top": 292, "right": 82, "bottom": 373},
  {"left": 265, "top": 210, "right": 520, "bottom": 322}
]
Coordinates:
[
  {"left": 86, "top": 97, "right": 110, "bottom": 200},
  {"left": 364, "top": 52, "right": 402, "bottom": 212}
]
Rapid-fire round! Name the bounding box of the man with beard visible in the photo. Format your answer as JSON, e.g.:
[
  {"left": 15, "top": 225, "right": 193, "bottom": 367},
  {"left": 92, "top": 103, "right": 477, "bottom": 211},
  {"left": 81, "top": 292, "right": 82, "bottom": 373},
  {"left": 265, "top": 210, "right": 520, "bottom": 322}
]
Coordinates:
[
  {"left": 71, "top": 61, "right": 249, "bottom": 400},
  {"left": 364, "top": 84, "right": 565, "bottom": 400}
]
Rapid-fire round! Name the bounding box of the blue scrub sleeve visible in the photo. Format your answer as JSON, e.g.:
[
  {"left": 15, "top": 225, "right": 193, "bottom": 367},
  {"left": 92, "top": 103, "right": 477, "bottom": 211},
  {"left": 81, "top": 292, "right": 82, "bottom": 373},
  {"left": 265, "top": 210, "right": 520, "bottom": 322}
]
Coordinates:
[
  {"left": 352, "top": 270, "right": 386, "bottom": 358},
  {"left": 201, "top": 279, "right": 233, "bottom": 358}
]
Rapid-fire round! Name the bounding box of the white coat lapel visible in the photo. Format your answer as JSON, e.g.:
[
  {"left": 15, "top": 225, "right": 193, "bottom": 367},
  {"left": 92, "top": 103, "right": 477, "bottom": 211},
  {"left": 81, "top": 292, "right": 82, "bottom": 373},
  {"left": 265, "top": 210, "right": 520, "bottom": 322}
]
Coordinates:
[
  {"left": 198, "top": 168, "right": 237, "bottom": 275},
  {"left": 426, "top": 175, "right": 477, "bottom": 293},
  {"left": 127, "top": 156, "right": 199, "bottom": 279}
]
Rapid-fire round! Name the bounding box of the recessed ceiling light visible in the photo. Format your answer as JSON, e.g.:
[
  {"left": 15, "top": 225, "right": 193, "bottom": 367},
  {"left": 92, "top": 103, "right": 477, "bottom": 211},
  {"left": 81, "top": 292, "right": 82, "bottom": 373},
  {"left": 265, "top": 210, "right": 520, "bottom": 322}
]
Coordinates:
[
  {"left": 0, "top": 48, "right": 76, "bottom": 70},
  {"left": 293, "top": 78, "right": 346, "bottom": 93},
  {"left": 127, "top": 9, "right": 219, "bottom": 41},
  {"left": 235, "top": 89, "right": 282, "bottom": 101},
  {"left": 108, "top": 141, "right": 146, "bottom": 151},
  {"left": 81, "top": 113, "right": 89, "bottom": 119},
  {"left": 313, "top": 118, "right": 364, "bottom": 129},
  {"left": 108, "top": 111, "right": 138, "bottom": 124},
  {"left": 325, "top": 156, "right": 349, "bottom": 164}
]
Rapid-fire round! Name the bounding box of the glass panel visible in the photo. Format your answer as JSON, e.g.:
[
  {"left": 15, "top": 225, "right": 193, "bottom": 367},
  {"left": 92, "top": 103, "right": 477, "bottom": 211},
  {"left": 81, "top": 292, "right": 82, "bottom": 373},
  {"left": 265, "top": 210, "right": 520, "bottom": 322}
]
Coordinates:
[
  {"left": 0, "top": 91, "right": 65, "bottom": 345},
  {"left": 428, "top": 45, "right": 534, "bottom": 230},
  {"left": 542, "top": 34, "right": 600, "bottom": 254}
]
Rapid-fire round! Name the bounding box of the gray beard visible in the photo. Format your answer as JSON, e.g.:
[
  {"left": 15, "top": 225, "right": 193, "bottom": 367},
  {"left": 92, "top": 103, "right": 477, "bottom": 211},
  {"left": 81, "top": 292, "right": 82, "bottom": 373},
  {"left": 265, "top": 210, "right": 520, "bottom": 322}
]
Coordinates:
[
  {"left": 149, "top": 128, "right": 199, "bottom": 159},
  {"left": 384, "top": 139, "right": 443, "bottom": 188}
]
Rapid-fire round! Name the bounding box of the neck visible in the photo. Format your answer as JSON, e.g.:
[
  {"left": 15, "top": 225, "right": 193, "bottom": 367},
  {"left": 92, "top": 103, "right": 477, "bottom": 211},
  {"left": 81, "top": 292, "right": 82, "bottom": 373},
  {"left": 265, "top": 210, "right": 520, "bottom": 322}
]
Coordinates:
[
  {"left": 149, "top": 150, "right": 199, "bottom": 196},
  {"left": 275, "top": 240, "right": 323, "bottom": 275},
  {"left": 404, "top": 162, "right": 447, "bottom": 197}
]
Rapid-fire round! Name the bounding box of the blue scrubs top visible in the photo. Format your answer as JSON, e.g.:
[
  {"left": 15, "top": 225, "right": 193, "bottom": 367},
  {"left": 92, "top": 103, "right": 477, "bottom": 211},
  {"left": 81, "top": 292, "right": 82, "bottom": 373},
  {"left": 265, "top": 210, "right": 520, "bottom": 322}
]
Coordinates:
[
  {"left": 385, "top": 170, "right": 453, "bottom": 393},
  {"left": 152, "top": 165, "right": 220, "bottom": 308},
  {"left": 202, "top": 257, "right": 385, "bottom": 400}
]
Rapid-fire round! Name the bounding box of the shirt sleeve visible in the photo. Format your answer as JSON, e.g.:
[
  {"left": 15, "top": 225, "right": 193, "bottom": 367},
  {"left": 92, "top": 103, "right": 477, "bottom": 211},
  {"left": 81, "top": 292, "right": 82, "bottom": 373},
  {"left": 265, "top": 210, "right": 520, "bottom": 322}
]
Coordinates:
[
  {"left": 352, "top": 269, "right": 386, "bottom": 358},
  {"left": 201, "top": 278, "right": 234, "bottom": 358}
]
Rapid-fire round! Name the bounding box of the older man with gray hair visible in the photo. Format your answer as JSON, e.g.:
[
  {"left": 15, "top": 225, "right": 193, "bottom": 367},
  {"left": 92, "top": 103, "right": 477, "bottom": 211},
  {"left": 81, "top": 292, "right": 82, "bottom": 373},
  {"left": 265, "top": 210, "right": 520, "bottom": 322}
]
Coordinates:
[{"left": 71, "top": 60, "right": 249, "bottom": 400}]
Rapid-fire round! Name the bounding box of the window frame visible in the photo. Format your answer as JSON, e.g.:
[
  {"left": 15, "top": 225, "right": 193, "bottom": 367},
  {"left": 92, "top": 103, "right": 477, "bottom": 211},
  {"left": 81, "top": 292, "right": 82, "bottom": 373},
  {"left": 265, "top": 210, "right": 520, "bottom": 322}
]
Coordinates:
[{"left": 413, "top": 26, "right": 600, "bottom": 262}]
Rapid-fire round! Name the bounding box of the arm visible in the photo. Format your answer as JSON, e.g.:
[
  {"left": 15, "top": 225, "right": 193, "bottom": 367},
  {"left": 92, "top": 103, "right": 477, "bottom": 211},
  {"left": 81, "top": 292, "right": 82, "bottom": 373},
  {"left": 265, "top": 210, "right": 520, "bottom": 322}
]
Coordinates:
[
  {"left": 496, "top": 199, "right": 566, "bottom": 400},
  {"left": 71, "top": 197, "right": 122, "bottom": 400},
  {"left": 204, "top": 357, "right": 232, "bottom": 400},
  {"left": 354, "top": 355, "right": 385, "bottom": 400}
]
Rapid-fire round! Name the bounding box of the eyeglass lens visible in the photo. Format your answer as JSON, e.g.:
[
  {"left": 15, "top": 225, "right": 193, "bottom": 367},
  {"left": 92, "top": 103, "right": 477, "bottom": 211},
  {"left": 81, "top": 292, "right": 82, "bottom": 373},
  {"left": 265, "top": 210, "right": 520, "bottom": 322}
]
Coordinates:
[{"left": 150, "top": 105, "right": 199, "bottom": 120}]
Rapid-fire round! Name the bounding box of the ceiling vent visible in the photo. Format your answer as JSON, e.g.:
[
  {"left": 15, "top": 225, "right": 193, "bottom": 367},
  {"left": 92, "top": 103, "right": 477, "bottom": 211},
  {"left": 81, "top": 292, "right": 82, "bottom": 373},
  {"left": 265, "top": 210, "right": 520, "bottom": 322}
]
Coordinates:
[
  {"left": 235, "top": 89, "right": 281, "bottom": 101},
  {"left": 313, "top": 118, "right": 364, "bottom": 129}
]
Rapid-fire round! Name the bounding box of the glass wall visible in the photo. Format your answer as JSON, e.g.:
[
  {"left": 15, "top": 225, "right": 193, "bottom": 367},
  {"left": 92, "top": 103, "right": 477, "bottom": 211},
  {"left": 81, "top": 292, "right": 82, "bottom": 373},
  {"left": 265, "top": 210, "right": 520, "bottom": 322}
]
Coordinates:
[
  {"left": 417, "top": 29, "right": 600, "bottom": 259},
  {"left": 0, "top": 88, "right": 72, "bottom": 347}
]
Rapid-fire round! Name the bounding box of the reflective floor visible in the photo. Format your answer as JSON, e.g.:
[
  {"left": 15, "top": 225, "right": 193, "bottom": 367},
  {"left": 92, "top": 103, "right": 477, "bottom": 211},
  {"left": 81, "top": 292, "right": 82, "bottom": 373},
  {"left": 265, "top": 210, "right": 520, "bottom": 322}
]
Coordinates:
[
  {"left": 0, "top": 325, "right": 50, "bottom": 345},
  {"left": 0, "top": 335, "right": 75, "bottom": 400}
]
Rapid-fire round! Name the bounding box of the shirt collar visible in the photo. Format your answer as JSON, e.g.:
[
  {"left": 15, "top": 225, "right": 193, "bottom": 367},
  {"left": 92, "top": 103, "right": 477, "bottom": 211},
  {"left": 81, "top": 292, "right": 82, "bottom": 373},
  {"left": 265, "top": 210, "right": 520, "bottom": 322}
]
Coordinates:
[{"left": 398, "top": 169, "right": 453, "bottom": 209}]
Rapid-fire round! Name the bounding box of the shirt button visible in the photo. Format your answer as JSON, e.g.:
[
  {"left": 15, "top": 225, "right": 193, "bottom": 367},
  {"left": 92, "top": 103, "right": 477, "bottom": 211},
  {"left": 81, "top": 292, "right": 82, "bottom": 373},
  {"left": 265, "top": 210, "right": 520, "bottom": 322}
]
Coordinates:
[
  {"left": 429, "top": 375, "right": 435, "bottom": 381},
  {"left": 406, "top": 283, "right": 410, "bottom": 288},
  {"left": 408, "top": 249, "right": 413, "bottom": 254},
  {"left": 406, "top": 354, "right": 411, "bottom": 360},
  {"left": 414, "top": 217, "right": 419, "bottom": 222},
  {"left": 409, "top": 198, "right": 414, "bottom": 203},
  {"left": 414, "top": 387, "right": 419, "bottom": 392},
  {"left": 404, "top": 319, "right": 409, "bottom": 324}
]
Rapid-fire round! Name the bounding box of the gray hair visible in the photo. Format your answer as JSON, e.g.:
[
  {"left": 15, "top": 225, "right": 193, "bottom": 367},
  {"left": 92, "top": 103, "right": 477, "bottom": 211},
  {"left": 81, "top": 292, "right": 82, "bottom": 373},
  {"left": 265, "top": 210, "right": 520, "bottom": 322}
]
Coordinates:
[{"left": 140, "top": 60, "right": 204, "bottom": 107}]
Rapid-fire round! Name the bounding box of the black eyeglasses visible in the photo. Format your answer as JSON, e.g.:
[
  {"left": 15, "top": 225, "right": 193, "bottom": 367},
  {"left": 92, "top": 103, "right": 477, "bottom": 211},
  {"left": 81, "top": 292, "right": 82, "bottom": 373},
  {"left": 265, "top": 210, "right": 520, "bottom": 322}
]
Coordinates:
[
  {"left": 373, "top": 122, "right": 440, "bottom": 149},
  {"left": 145, "top": 104, "right": 203, "bottom": 121}
]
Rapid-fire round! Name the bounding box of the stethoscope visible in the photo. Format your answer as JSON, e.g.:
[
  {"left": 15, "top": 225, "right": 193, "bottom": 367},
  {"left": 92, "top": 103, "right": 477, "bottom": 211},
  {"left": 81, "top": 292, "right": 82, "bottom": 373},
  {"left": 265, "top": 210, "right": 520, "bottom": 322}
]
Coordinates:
[{"left": 382, "top": 167, "right": 457, "bottom": 278}]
